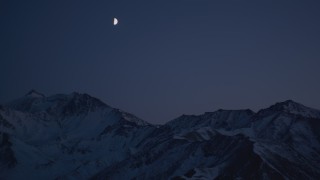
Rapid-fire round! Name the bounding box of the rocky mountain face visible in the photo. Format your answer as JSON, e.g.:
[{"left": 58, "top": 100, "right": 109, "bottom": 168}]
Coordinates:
[
  {"left": 0, "top": 90, "right": 153, "bottom": 179},
  {"left": 0, "top": 91, "right": 319, "bottom": 179}
]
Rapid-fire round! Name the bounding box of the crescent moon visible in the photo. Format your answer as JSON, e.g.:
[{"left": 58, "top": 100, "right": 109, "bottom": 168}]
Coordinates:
[{"left": 113, "top": 18, "right": 118, "bottom": 25}]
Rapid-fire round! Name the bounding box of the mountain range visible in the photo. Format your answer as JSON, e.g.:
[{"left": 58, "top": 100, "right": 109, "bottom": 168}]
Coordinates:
[{"left": 0, "top": 90, "right": 319, "bottom": 179}]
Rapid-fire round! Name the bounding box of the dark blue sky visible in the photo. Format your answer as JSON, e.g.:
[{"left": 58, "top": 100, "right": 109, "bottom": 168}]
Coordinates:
[{"left": 1, "top": 0, "right": 320, "bottom": 124}]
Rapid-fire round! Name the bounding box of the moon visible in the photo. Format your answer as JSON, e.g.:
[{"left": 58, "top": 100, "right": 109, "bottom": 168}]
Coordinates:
[{"left": 113, "top": 18, "right": 118, "bottom": 26}]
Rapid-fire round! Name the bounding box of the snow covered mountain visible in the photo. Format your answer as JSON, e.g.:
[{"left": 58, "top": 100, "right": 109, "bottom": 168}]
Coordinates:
[
  {"left": 1, "top": 91, "right": 319, "bottom": 180},
  {"left": 0, "top": 90, "right": 153, "bottom": 179}
]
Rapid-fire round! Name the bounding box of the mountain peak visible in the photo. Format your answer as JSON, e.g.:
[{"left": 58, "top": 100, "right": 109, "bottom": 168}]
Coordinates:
[
  {"left": 270, "top": 100, "right": 304, "bottom": 110},
  {"left": 266, "top": 100, "right": 320, "bottom": 118},
  {"left": 278, "top": 99, "right": 297, "bottom": 105},
  {"left": 69, "top": 92, "right": 107, "bottom": 106},
  {"left": 25, "top": 89, "right": 45, "bottom": 98}
]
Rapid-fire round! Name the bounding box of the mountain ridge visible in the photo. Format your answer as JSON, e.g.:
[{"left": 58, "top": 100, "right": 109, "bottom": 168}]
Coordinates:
[{"left": 0, "top": 91, "right": 319, "bottom": 179}]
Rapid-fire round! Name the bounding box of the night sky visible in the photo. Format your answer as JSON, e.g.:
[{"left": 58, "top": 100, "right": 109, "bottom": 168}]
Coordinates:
[{"left": 1, "top": 0, "right": 320, "bottom": 124}]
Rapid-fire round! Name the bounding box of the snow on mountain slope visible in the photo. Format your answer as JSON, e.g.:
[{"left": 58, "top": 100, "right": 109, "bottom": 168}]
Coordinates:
[
  {"left": 249, "top": 101, "right": 320, "bottom": 179},
  {"left": 94, "top": 100, "right": 320, "bottom": 180},
  {"left": 93, "top": 131, "right": 283, "bottom": 180},
  {"left": 1, "top": 93, "right": 320, "bottom": 180},
  {"left": 0, "top": 91, "right": 153, "bottom": 179}
]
